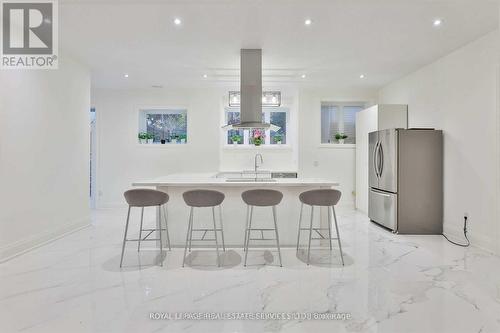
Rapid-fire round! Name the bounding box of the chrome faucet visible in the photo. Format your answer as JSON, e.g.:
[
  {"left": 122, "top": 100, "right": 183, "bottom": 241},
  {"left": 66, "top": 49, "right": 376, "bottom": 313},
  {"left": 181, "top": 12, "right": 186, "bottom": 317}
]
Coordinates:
[{"left": 254, "top": 153, "right": 263, "bottom": 174}]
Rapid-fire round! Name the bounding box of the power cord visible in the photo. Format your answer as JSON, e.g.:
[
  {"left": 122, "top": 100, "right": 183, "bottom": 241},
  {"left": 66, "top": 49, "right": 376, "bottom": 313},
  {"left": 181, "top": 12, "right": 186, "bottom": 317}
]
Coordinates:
[{"left": 442, "top": 216, "right": 470, "bottom": 247}]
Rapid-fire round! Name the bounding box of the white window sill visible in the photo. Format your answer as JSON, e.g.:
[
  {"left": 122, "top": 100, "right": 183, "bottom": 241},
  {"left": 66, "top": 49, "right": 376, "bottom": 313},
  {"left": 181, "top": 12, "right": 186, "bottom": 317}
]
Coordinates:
[
  {"left": 223, "top": 144, "right": 292, "bottom": 150},
  {"left": 318, "top": 143, "right": 356, "bottom": 149},
  {"left": 137, "top": 143, "right": 189, "bottom": 147}
]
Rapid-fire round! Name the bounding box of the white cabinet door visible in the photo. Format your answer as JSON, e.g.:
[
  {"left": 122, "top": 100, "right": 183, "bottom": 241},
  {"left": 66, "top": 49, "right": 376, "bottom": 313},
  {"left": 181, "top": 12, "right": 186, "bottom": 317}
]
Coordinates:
[{"left": 355, "top": 105, "right": 378, "bottom": 213}]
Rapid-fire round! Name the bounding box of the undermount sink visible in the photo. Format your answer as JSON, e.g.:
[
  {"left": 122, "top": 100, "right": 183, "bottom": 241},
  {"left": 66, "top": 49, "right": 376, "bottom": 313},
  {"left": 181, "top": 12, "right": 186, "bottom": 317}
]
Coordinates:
[{"left": 224, "top": 178, "right": 276, "bottom": 182}]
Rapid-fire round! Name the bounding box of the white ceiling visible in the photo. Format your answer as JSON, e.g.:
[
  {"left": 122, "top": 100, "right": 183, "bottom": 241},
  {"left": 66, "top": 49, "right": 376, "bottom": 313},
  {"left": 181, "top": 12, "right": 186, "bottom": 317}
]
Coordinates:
[{"left": 59, "top": 0, "right": 499, "bottom": 90}]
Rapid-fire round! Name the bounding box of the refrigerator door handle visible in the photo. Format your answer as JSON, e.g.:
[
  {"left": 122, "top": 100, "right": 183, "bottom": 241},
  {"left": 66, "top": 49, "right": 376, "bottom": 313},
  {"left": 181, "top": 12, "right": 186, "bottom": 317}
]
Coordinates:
[
  {"left": 378, "top": 144, "right": 384, "bottom": 177},
  {"left": 373, "top": 141, "right": 380, "bottom": 178}
]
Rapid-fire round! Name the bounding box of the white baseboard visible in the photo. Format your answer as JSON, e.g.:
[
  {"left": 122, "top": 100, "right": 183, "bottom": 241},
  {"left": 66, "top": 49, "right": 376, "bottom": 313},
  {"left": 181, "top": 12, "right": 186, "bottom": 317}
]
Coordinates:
[
  {"left": 0, "top": 216, "right": 91, "bottom": 263},
  {"left": 443, "top": 222, "right": 496, "bottom": 254}
]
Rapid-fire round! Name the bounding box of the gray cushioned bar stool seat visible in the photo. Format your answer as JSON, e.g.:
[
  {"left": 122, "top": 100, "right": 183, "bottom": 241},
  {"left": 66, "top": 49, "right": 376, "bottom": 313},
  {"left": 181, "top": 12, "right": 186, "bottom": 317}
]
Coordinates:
[
  {"left": 242, "top": 189, "right": 283, "bottom": 207},
  {"left": 124, "top": 189, "right": 169, "bottom": 207},
  {"left": 120, "top": 189, "right": 171, "bottom": 268},
  {"left": 296, "top": 189, "right": 344, "bottom": 266},
  {"left": 182, "top": 190, "right": 226, "bottom": 267},
  {"left": 242, "top": 189, "right": 284, "bottom": 267},
  {"left": 299, "top": 189, "right": 341, "bottom": 207},
  {"left": 183, "top": 189, "right": 225, "bottom": 207}
]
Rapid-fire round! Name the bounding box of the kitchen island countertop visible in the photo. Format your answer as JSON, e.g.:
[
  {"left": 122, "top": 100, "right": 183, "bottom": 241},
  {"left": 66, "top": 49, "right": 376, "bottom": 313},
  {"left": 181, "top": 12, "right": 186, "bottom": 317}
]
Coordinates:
[{"left": 133, "top": 172, "right": 339, "bottom": 187}]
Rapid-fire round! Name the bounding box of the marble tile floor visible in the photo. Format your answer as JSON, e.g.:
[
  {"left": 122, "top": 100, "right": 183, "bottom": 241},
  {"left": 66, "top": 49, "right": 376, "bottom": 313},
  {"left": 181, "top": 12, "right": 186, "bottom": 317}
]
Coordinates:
[{"left": 1, "top": 207, "right": 500, "bottom": 333}]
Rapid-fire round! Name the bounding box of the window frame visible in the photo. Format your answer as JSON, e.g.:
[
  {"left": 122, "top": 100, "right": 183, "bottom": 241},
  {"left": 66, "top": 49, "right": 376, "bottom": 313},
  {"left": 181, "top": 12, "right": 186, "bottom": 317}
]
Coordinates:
[
  {"left": 320, "top": 101, "right": 365, "bottom": 146},
  {"left": 137, "top": 106, "right": 189, "bottom": 147},
  {"left": 223, "top": 106, "right": 291, "bottom": 148}
]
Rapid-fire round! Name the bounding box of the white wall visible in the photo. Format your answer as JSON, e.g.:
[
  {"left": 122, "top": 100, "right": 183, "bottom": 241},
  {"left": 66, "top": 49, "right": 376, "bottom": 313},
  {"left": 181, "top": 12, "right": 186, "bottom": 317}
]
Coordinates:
[
  {"left": 94, "top": 88, "right": 221, "bottom": 207},
  {"left": 95, "top": 86, "right": 377, "bottom": 208},
  {"left": 379, "top": 30, "right": 499, "bottom": 252},
  {"left": 298, "top": 88, "right": 377, "bottom": 206},
  {"left": 0, "top": 56, "right": 91, "bottom": 261}
]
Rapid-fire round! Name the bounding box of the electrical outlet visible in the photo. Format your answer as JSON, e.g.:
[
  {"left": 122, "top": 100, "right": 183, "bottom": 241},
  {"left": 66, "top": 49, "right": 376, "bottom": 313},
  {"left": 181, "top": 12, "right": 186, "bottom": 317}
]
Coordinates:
[{"left": 464, "top": 212, "right": 469, "bottom": 220}]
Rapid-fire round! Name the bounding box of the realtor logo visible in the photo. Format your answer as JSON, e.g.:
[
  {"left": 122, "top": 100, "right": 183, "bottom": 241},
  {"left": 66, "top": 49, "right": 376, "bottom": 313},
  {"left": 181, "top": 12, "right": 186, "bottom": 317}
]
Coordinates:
[{"left": 1, "top": 0, "right": 58, "bottom": 69}]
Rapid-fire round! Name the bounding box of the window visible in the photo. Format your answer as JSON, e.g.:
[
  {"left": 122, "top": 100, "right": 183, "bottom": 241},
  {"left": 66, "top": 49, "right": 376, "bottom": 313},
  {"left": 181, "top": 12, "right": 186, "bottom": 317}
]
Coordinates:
[
  {"left": 225, "top": 107, "right": 289, "bottom": 145},
  {"left": 321, "top": 102, "right": 364, "bottom": 144},
  {"left": 139, "top": 108, "right": 187, "bottom": 144},
  {"left": 226, "top": 110, "right": 244, "bottom": 145}
]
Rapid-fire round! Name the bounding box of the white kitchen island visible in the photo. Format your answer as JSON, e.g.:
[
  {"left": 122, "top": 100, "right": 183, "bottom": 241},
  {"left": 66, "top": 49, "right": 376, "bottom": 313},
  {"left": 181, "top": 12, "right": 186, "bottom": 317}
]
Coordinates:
[{"left": 133, "top": 172, "right": 339, "bottom": 247}]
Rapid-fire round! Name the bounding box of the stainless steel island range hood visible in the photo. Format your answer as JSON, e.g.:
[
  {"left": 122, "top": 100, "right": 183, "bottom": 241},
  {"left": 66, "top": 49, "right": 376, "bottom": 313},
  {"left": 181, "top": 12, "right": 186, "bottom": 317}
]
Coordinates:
[{"left": 223, "top": 49, "right": 279, "bottom": 131}]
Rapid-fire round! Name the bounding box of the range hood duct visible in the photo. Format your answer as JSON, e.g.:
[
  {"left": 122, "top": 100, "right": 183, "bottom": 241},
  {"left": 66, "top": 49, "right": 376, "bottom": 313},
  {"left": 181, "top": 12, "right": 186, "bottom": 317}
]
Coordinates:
[{"left": 223, "top": 49, "right": 279, "bottom": 131}]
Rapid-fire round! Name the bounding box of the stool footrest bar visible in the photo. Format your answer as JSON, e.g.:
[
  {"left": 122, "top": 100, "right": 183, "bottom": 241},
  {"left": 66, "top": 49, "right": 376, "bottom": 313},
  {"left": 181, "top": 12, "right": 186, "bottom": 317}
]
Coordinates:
[{"left": 141, "top": 230, "right": 154, "bottom": 240}]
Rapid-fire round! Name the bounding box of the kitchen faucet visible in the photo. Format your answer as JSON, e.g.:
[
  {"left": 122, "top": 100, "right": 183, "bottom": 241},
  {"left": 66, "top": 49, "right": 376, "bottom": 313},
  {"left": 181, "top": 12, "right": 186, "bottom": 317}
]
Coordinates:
[{"left": 254, "top": 153, "right": 263, "bottom": 174}]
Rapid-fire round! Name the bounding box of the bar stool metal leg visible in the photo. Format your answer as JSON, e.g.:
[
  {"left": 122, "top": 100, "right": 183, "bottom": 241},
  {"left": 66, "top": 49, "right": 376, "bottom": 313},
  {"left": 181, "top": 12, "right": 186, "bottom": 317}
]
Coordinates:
[
  {"left": 245, "top": 206, "right": 254, "bottom": 254},
  {"left": 243, "top": 205, "right": 250, "bottom": 251},
  {"left": 137, "top": 207, "right": 144, "bottom": 252},
  {"left": 307, "top": 205, "right": 314, "bottom": 265},
  {"left": 244, "top": 206, "right": 254, "bottom": 266},
  {"left": 162, "top": 205, "right": 171, "bottom": 251},
  {"left": 327, "top": 206, "right": 333, "bottom": 250},
  {"left": 272, "top": 206, "right": 283, "bottom": 267},
  {"left": 212, "top": 207, "right": 221, "bottom": 267},
  {"left": 219, "top": 205, "right": 226, "bottom": 252},
  {"left": 120, "top": 206, "right": 132, "bottom": 268},
  {"left": 182, "top": 207, "right": 194, "bottom": 267},
  {"left": 158, "top": 206, "right": 163, "bottom": 266},
  {"left": 332, "top": 206, "right": 344, "bottom": 266},
  {"left": 296, "top": 203, "right": 303, "bottom": 252},
  {"left": 188, "top": 208, "right": 194, "bottom": 252}
]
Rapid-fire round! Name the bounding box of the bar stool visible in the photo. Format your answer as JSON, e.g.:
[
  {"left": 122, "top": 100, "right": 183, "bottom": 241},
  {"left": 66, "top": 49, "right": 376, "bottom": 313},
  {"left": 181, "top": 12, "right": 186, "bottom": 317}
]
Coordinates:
[
  {"left": 182, "top": 190, "right": 226, "bottom": 267},
  {"left": 120, "top": 189, "right": 171, "bottom": 267},
  {"left": 296, "top": 189, "right": 344, "bottom": 266},
  {"left": 242, "top": 189, "right": 283, "bottom": 267}
]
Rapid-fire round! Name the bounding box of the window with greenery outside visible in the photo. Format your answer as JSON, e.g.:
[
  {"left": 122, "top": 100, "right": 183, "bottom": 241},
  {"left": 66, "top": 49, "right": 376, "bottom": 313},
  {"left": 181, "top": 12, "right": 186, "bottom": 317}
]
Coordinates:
[
  {"left": 224, "top": 107, "right": 288, "bottom": 146},
  {"left": 139, "top": 109, "right": 187, "bottom": 144}
]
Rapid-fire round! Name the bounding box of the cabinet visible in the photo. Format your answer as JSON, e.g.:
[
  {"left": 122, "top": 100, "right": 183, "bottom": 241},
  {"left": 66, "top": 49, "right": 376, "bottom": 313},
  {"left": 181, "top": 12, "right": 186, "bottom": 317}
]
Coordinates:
[{"left": 355, "top": 105, "right": 408, "bottom": 213}]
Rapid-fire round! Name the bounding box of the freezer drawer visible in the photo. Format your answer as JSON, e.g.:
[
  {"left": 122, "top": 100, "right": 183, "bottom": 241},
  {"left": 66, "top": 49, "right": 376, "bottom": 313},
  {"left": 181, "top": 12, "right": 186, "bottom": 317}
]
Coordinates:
[{"left": 369, "top": 188, "right": 397, "bottom": 231}]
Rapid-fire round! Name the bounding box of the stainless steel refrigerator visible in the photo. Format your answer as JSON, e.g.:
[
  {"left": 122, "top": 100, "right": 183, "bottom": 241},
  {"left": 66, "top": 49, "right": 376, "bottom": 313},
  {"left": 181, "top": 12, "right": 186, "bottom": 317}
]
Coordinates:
[{"left": 368, "top": 128, "right": 443, "bottom": 234}]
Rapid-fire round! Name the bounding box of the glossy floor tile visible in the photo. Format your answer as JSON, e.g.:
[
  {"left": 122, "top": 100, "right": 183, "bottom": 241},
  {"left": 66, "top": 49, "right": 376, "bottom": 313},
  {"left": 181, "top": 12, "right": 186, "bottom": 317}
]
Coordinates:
[{"left": 1, "top": 207, "right": 500, "bottom": 333}]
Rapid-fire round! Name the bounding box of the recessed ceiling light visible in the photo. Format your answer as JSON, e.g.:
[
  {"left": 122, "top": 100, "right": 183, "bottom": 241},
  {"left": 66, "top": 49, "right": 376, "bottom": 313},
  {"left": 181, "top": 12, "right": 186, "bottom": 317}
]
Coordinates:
[
  {"left": 174, "top": 18, "right": 182, "bottom": 25},
  {"left": 301, "top": 74, "right": 306, "bottom": 79},
  {"left": 203, "top": 74, "right": 208, "bottom": 78},
  {"left": 359, "top": 74, "right": 365, "bottom": 79},
  {"left": 124, "top": 73, "right": 129, "bottom": 78},
  {"left": 433, "top": 19, "right": 442, "bottom": 27},
  {"left": 304, "top": 19, "right": 312, "bottom": 26}
]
